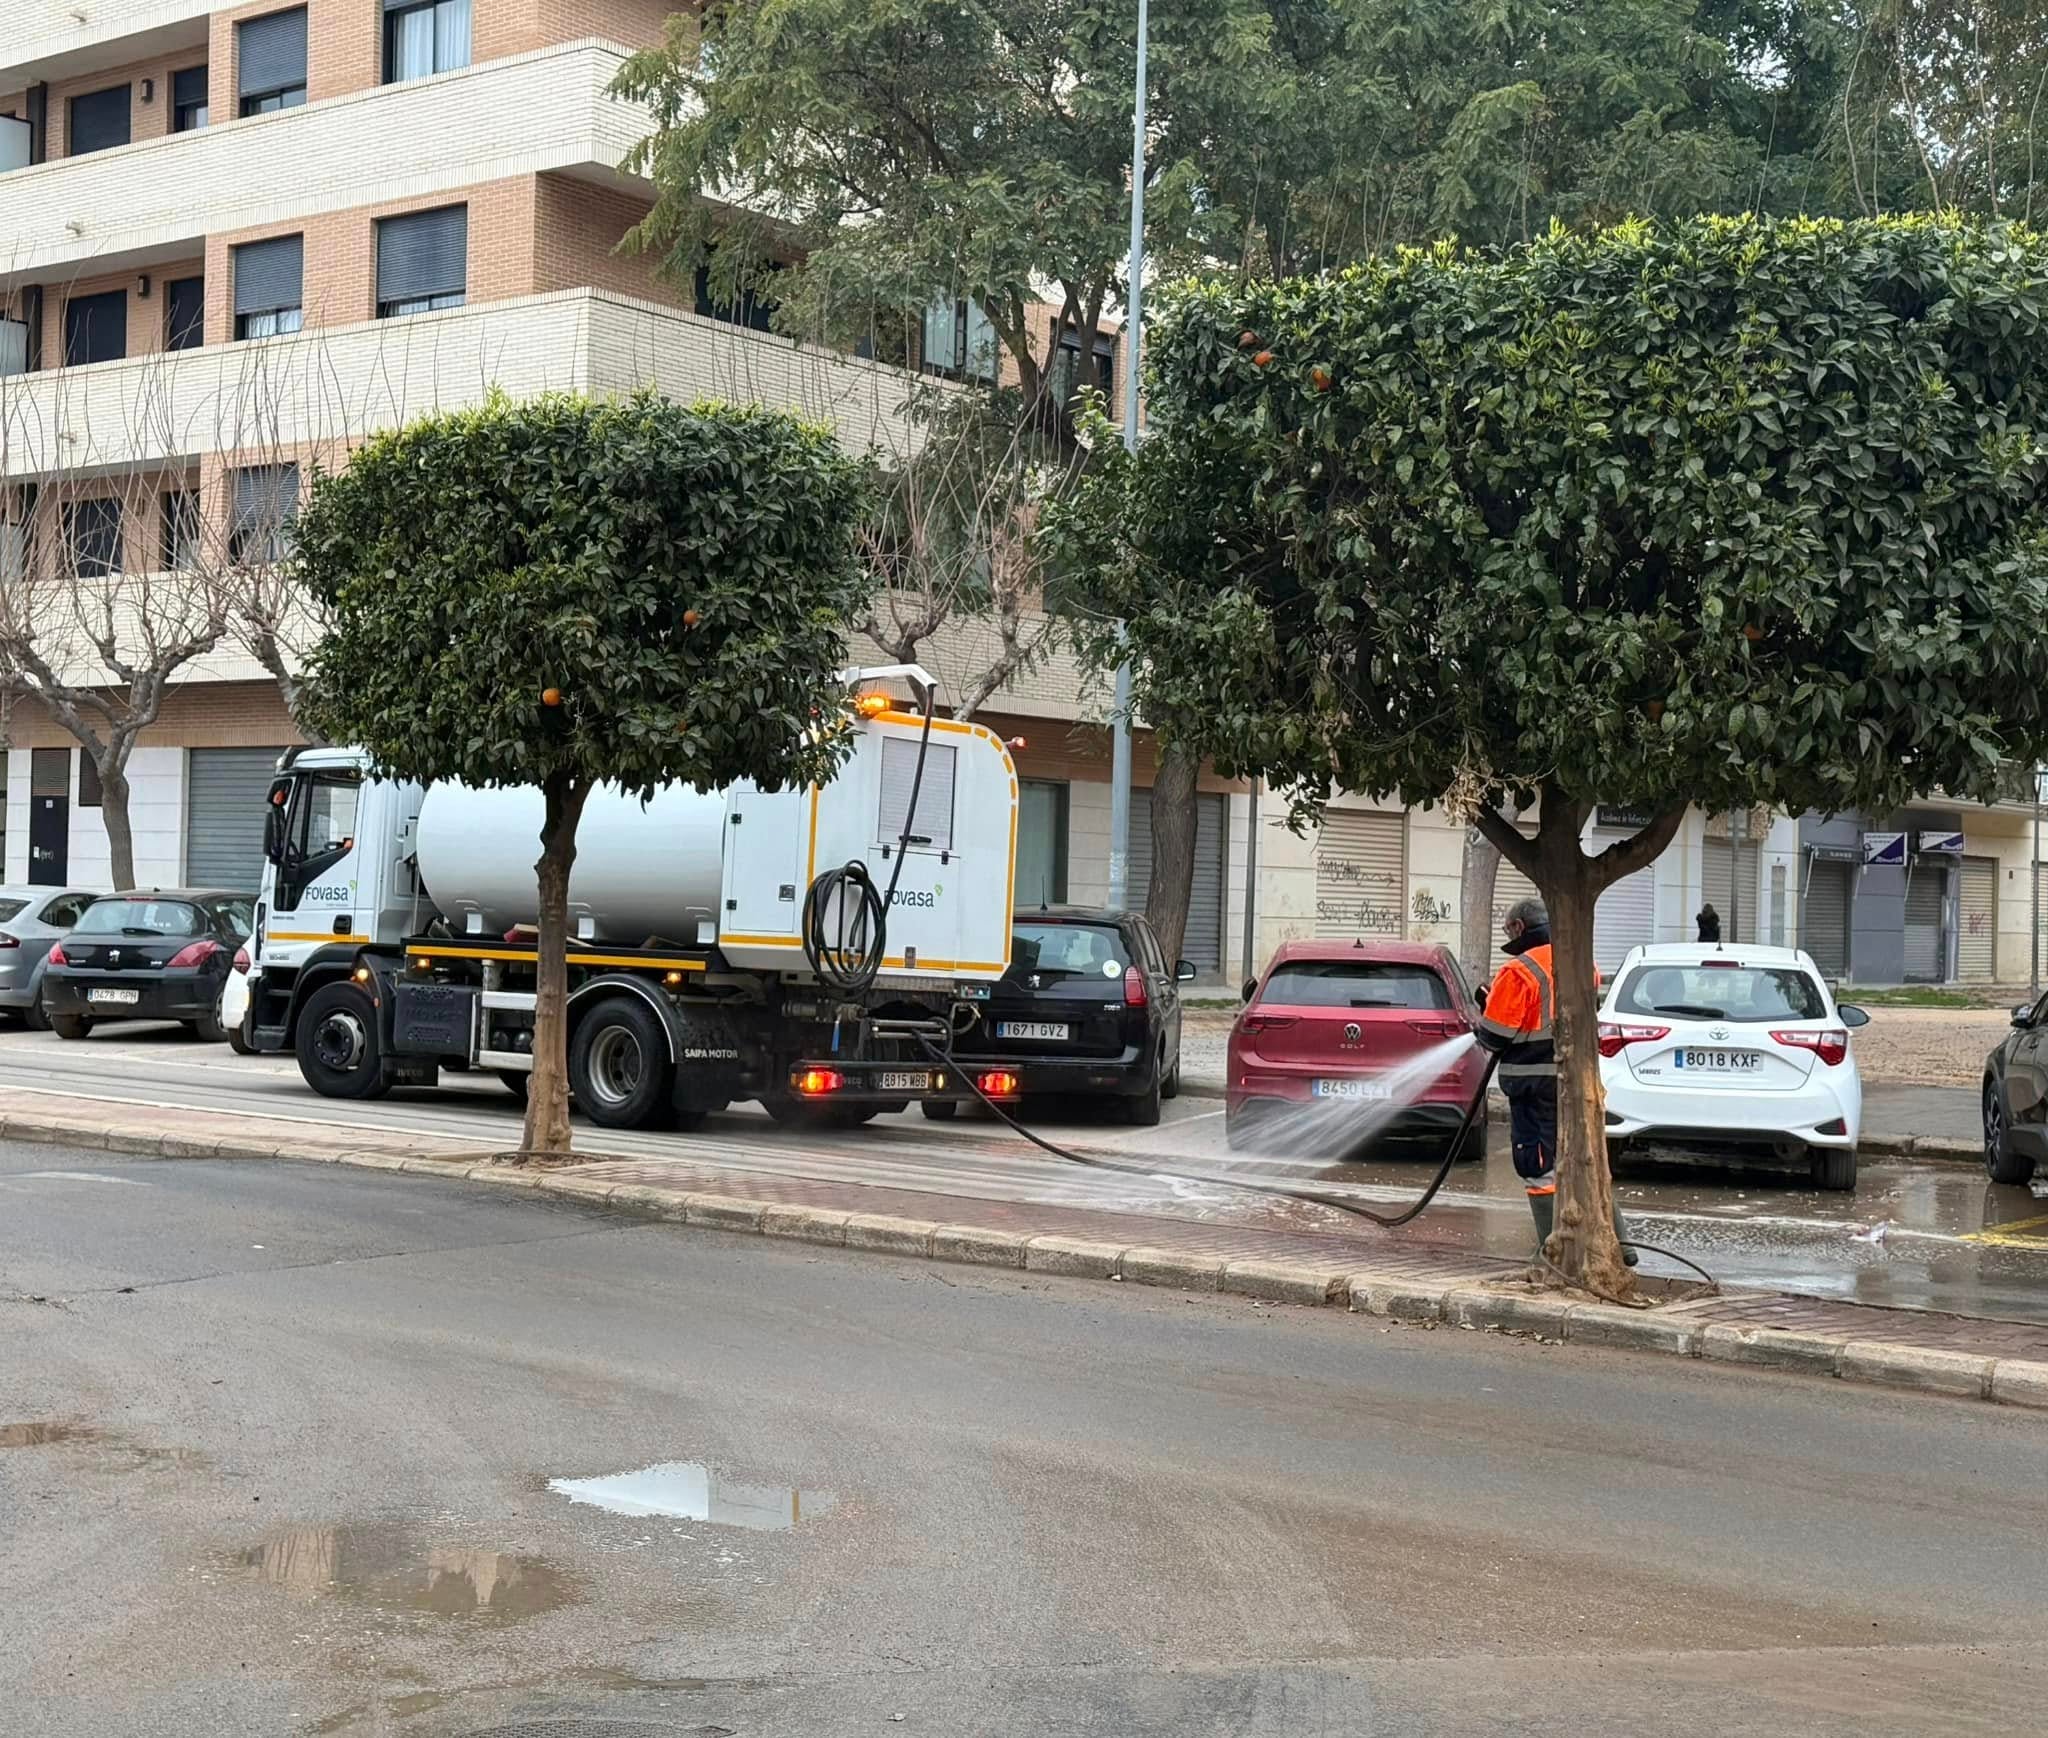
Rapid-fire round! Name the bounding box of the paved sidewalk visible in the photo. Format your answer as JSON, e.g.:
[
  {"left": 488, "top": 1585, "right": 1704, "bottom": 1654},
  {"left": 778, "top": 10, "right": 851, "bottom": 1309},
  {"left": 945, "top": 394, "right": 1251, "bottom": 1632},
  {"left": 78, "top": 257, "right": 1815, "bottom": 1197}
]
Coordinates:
[{"left": 4, "top": 1086, "right": 2044, "bottom": 1411}]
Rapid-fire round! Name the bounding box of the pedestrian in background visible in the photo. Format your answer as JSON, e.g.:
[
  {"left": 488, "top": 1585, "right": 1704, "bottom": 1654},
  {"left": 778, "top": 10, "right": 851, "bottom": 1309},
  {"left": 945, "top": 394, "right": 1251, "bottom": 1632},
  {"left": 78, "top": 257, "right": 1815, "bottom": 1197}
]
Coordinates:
[{"left": 1697, "top": 904, "right": 1721, "bottom": 943}]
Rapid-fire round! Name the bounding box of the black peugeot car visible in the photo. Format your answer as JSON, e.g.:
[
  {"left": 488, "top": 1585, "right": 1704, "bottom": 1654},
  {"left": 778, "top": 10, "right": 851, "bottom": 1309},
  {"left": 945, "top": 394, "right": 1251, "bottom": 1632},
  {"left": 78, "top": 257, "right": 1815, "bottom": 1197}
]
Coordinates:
[
  {"left": 42, "top": 889, "right": 254, "bottom": 1042},
  {"left": 1984, "top": 988, "right": 2048, "bottom": 1184},
  {"left": 928, "top": 905, "right": 1193, "bottom": 1125}
]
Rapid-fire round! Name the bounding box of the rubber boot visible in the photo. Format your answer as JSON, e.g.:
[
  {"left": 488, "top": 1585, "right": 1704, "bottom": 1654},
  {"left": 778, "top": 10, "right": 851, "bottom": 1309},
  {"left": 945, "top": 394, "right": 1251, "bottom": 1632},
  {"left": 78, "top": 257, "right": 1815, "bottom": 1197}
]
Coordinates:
[
  {"left": 1612, "top": 1203, "right": 1640, "bottom": 1267},
  {"left": 1527, "top": 1189, "right": 1555, "bottom": 1253}
]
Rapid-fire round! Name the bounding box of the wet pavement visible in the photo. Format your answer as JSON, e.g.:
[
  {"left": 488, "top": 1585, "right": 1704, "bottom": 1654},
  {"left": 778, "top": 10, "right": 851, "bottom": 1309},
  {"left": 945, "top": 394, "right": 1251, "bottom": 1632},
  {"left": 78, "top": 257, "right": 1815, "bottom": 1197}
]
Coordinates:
[{"left": 2, "top": 1023, "right": 2046, "bottom": 1326}]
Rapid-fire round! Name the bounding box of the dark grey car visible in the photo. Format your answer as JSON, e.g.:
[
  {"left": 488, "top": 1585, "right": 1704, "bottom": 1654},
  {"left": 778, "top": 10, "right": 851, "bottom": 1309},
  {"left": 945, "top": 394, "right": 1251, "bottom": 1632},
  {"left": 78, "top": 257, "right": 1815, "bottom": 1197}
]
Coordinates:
[
  {"left": 1983, "top": 989, "right": 2048, "bottom": 1184},
  {"left": 0, "top": 886, "right": 99, "bottom": 1028}
]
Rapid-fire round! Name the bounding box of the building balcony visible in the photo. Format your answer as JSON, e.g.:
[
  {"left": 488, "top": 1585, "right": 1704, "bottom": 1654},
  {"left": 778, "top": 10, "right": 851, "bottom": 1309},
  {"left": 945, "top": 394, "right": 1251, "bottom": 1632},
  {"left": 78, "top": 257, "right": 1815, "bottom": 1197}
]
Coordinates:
[
  {"left": 1, "top": 40, "right": 648, "bottom": 282},
  {"left": 0, "top": 287, "right": 925, "bottom": 482},
  {"left": 9, "top": 1, "right": 217, "bottom": 88}
]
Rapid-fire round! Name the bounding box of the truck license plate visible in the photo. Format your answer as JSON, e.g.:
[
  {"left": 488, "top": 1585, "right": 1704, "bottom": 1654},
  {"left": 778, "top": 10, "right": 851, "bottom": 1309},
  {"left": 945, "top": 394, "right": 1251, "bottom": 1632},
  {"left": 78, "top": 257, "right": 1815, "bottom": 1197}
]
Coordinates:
[
  {"left": 87, "top": 987, "right": 141, "bottom": 1006},
  {"left": 879, "top": 1071, "right": 931, "bottom": 1091},
  {"left": 1313, "top": 1077, "right": 1390, "bottom": 1101},
  {"left": 999, "top": 1021, "right": 1069, "bottom": 1041},
  {"left": 1676, "top": 1049, "right": 1761, "bottom": 1071}
]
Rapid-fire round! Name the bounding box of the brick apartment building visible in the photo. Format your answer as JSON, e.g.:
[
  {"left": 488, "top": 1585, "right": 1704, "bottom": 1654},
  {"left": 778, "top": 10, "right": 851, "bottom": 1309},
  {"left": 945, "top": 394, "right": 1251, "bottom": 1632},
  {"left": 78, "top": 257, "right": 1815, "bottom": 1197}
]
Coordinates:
[{"left": 2, "top": 4, "right": 2036, "bottom": 985}]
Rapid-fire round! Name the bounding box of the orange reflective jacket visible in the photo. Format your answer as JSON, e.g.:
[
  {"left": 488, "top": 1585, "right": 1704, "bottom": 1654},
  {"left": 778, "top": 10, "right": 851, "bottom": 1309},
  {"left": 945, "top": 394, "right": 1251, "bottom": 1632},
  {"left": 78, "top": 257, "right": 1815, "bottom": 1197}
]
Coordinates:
[{"left": 1481, "top": 947, "right": 1557, "bottom": 1078}]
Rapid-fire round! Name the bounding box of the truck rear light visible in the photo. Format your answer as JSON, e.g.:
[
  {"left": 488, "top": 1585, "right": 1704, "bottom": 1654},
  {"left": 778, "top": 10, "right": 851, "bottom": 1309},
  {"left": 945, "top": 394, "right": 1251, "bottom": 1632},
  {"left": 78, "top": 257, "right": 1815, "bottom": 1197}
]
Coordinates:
[
  {"left": 1772, "top": 1027, "right": 1848, "bottom": 1067},
  {"left": 1123, "top": 964, "right": 1147, "bottom": 1008},
  {"left": 232, "top": 948, "right": 251, "bottom": 975},
  {"left": 1597, "top": 1021, "right": 1669, "bottom": 1059},
  {"left": 166, "top": 940, "right": 221, "bottom": 970},
  {"left": 976, "top": 1070, "right": 1020, "bottom": 1097},
  {"left": 793, "top": 1067, "right": 844, "bottom": 1096},
  {"left": 47, "top": 942, "right": 68, "bottom": 967}
]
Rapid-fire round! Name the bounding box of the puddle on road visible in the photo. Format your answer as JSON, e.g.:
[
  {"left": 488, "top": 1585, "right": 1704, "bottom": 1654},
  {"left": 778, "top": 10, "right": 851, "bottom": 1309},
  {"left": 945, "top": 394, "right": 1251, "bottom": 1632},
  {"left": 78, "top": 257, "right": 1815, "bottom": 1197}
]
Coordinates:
[
  {"left": 238, "top": 1523, "right": 573, "bottom": 1622},
  {"left": 0, "top": 1420, "right": 103, "bottom": 1448},
  {"left": 549, "top": 1460, "right": 835, "bottom": 1530},
  {"left": 1, "top": 1419, "right": 204, "bottom": 1466}
]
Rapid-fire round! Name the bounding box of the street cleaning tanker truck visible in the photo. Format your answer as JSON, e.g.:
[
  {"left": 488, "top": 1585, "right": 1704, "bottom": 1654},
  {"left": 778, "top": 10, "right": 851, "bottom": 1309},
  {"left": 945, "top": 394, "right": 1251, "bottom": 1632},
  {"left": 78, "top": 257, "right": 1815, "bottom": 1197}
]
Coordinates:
[{"left": 241, "top": 668, "right": 1022, "bottom": 1129}]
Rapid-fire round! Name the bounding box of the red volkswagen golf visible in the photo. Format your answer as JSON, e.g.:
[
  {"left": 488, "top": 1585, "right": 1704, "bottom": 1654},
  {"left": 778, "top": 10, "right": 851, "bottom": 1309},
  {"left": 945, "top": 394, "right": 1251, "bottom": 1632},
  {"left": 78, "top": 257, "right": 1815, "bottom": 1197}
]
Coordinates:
[{"left": 1226, "top": 940, "right": 1490, "bottom": 1158}]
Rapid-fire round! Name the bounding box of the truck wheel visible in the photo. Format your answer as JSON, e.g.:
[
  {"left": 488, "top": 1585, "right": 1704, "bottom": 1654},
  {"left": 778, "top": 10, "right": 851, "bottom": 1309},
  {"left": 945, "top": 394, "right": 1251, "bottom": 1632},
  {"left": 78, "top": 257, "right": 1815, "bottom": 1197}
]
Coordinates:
[
  {"left": 569, "top": 996, "right": 672, "bottom": 1130},
  {"left": 295, "top": 982, "right": 394, "bottom": 1100},
  {"left": 920, "top": 1100, "right": 959, "bottom": 1121}
]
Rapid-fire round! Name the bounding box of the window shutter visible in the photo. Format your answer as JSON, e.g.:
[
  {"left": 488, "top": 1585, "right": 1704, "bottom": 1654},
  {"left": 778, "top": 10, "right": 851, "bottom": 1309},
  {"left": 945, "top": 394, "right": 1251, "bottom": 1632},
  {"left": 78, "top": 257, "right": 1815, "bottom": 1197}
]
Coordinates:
[
  {"left": 68, "top": 85, "right": 131, "bottom": 154},
  {"left": 234, "top": 463, "right": 300, "bottom": 535},
  {"left": 233, "top": 235, "right": 303, "bottom": 316},
  {"left": 173, "top": 66, "right": 209, "bottom": 110},
  {"left": 64, "top": 290, "right": 127, "bottom": 366},
  {"left": 166, "top": 277, "right": 205, "bottom": 350},
  {"left": 878, "top": 737, "right": 957, "bottom": 852},
  {"left": 377, "top": 206, "right": 468, "bottom": 306},
  {"left": 238, "top": 8, "right": 308, "bottom": 98}
]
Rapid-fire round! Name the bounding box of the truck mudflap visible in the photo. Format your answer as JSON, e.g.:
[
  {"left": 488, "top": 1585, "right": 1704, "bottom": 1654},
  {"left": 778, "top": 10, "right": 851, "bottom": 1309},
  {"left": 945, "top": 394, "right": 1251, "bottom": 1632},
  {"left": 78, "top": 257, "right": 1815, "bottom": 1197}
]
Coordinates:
[{"left": 783, "top": 1055, "right": 1020, "bottom": 1109}]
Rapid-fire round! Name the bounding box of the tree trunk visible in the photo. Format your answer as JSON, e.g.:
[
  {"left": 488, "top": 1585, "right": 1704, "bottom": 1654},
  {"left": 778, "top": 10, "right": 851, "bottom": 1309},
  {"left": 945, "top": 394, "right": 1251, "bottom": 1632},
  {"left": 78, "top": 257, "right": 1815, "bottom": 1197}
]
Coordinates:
[
  {"left": 1459, "top": 825, "right": 1502, "bottom": 984},
  {"left": 1142, "top": 739, "right": 1201, "bottom": 965},
  {"left": 99, "top": 756, "right": 136, "bottom": 892},
  {"left": 520, "top": 774, "right": 590, "bottom": 1158},
  {"left": 1537, "top": 851, "right": 1634, "bottom": 1298}
]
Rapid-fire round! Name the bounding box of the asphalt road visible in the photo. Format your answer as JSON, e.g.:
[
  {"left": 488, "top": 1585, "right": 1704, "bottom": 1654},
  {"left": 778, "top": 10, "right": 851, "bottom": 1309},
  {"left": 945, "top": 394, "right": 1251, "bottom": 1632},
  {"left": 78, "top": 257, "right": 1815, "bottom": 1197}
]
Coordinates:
[
  {"left": 6, "top": 1025, "right": 2048, "bottom": 1324},
  {"left": 4, "top": 1147, "right": 2044, "bottom": 1738}
]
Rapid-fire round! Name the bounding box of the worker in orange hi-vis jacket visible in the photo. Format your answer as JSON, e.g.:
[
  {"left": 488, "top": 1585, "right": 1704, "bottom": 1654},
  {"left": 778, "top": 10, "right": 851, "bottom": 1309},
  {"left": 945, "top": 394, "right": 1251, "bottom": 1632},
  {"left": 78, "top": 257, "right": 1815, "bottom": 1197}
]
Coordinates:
[{"left": 1476, "top": 897, "right": 1636, "bottom": 1264}]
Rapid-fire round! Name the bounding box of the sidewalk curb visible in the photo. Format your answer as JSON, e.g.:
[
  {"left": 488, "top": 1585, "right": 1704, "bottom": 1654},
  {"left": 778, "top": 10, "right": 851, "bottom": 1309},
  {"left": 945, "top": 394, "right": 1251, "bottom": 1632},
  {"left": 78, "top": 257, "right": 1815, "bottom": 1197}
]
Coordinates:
[{"left": 13, "top": 1106, "right": 2044, "bottom": 1412}]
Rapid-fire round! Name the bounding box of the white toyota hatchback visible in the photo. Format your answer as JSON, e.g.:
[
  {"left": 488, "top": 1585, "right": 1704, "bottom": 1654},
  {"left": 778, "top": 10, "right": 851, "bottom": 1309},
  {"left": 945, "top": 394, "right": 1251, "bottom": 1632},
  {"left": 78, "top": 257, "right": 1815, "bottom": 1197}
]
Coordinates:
[{"left": 1597, "top": 943, "right": 1869, "bottom": 1190}]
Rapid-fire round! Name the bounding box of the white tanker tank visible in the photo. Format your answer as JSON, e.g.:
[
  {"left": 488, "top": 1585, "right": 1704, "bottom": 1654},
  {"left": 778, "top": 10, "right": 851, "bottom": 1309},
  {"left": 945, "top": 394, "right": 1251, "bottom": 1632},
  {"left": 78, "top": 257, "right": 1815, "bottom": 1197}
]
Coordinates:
[{"left": 409, "top": 707, "right": 1021, "bottom": 982}]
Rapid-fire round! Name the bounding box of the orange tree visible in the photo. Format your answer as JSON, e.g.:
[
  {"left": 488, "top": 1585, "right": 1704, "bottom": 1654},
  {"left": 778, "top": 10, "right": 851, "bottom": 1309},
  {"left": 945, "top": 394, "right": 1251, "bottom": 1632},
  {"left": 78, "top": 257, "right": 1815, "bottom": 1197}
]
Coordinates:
[
  {"left": 1050, "top": 214, "right": 2048, "bottom": 1294},
  {"left": 294, "top": 392, "right": 869, "bottom": 1159}
]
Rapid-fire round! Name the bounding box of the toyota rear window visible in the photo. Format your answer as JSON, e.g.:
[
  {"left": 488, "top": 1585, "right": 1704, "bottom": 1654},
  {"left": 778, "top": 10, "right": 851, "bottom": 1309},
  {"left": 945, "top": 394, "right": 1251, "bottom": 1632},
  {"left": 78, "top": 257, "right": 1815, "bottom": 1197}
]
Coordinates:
[
  {"left": 1260, "top": 961, "right": 1452, "bottom": 1010},
  {"left": 1613, "top": 964, "right": 1826, "bottom": 1023},
  {"left": 72, "top": 898, "right": 205, "bottom": 937}
]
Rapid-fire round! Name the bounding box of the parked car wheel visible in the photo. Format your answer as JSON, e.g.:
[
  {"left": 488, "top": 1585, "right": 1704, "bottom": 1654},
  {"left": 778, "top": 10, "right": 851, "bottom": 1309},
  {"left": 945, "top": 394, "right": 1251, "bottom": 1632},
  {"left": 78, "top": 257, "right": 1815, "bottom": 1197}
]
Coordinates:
[
  {"left": 1809, "top": 1146, "right": 1858, "bottom": 1192},
  {"left": 1124, "top": 1062, "right": 1163, "bottom": 1127},
  {"left": 294, "top": 981, "right": 394, "bottom": 1100},
  {"left": 188, "top": 1011, "right": 229, "bottom": 1044},
  {"left": 1452, "top": 1101, "right": 1490, "bottom": 1163},
  {"left": 1160, "top": 1050, "right": 1181, "bottom": 1100},
  {"left": 50, "top": 1011, "right": 93, "bottom": 1041},
  {"left": 1984, "top": 1079, "right": 2036, "bottom": 1185},
  {"left": 23, "top": 986, "right": 50, "bottom": 1033}
]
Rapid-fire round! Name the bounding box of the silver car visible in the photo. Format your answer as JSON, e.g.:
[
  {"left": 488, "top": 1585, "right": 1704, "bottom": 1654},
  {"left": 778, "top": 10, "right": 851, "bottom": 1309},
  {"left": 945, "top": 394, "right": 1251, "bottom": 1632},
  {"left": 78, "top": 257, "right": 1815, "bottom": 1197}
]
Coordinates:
[{"left": 0, "top": 887, "right": 99, "bottom": 1027}]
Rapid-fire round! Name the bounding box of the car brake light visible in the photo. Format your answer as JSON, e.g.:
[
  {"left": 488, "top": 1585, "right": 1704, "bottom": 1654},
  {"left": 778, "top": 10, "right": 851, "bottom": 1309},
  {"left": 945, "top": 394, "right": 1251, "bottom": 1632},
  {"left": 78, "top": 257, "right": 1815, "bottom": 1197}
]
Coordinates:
[
  {"left": 793, "top": 1067, "right": 844, "bottom": 1096},
  {"left": 1123, "top": 964, "right": 1146, "bottom": 1008},
  {"left": 1597, "top": 1021, "right": 1669, "bottom": 1059},
  {"left": 1772, "top": 1027, "right": 1848, "bottom": 1067},
  {"left": 977, "top": 1070, "right": 1020, "bottom": 1097},
  {"left": 46, "top": 942, "right": 67, "bottom": 967},
  {"left": 232, "top": 947, "right": 251, "bottom": 975},
  {"left": 1239, "top": 1014, "right": 1298, "bottom": 1034},
  {"left": 167, "top": 940, "right": 222, "bottom": 970}
]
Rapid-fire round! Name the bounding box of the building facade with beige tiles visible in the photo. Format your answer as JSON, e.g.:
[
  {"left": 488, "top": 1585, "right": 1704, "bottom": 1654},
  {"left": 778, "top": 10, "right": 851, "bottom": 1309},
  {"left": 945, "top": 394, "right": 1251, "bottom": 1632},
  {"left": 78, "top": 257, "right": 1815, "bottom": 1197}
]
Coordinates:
[{"left": 3, "top": 3, "right": 2031, "bottom": 983}]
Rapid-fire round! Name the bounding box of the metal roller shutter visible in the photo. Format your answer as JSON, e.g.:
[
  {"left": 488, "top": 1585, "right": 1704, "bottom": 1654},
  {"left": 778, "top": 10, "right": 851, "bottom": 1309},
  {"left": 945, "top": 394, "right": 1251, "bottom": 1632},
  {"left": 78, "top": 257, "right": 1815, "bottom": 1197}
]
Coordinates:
[
  {"left": 185, "top": 748, "right": 289, "bottom": 892},
  {"left": 1902, "top": 862, "right": 1945, "bottom": 982},
  {"left": 377, "top": 205, "right": 468, "bottom": 307},
  {"left": 1590, "top": 836, "right": 1656, "bottom": 972},
  {"left": 1703, "top": 839, "right": 1762, "bottom": 943},
  {"left": 238, "top": 9, "right": 308, "bottom": 100},
  {"left": 68, "top": 85, "right": 131, "bottom": 156},
  {"left": 1803, "top": 858, "right": 1852, "bottom": 980},
  {"left": 1957, "top": 856, "right": 1998, "bottom": 982},
  {"left": 1130, "top": 790, "right": 1226, "bottom": 971},
  {"left": 234, "top": 235, "right": 303, "bottom": 317},
  {"left": 1312, "top": 809, "right": 1406, "bottom": 942}
]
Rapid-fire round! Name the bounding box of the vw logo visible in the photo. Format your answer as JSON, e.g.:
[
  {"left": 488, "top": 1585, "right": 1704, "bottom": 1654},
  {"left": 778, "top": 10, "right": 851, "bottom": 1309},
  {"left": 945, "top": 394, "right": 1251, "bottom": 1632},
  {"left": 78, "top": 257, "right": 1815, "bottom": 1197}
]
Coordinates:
[
  {"left": 1709, "top": 1025, "right": 1729, "bottom": 1042},
  {"left": 1343, "top": 1022, "right": 1362, "bottom": 1043}
]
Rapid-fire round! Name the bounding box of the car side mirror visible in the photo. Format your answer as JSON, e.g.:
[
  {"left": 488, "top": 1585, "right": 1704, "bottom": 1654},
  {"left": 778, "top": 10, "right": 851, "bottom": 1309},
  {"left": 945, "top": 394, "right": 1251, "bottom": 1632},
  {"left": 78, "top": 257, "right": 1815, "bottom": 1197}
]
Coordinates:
[
  {"left": 2013, "top": 1005, "right": 2036, "bottom": 1030},
  {"left": 1176, "top": 960, "right": 1197, "bottom": 983},
  {"left": 1241, "top": 978, "right": 1257, "bottom": 1003},
  {"left": 1838, "top": 1004, "right": 1871, "bottom": 1029}
]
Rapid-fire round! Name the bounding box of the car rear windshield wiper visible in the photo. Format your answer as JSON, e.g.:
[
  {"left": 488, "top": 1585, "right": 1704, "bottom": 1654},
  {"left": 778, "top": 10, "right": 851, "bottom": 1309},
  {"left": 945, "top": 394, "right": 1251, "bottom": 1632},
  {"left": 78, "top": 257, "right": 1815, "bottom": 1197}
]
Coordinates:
[
  {"left": 121, "top": 926, "right": 165, "bottom": 937},
  {"left": 1650, "top": 1002, "right": 1727, "bottom": 1019}
]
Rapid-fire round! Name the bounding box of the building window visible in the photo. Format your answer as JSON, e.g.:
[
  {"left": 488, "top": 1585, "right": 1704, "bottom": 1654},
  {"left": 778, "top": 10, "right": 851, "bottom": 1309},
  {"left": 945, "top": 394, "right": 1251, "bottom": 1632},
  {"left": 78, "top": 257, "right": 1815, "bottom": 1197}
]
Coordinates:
[
  {"left": 166, "top": 277, "right": 205, "bottom": 352},
  {"left": 238, "top": 8, "right": 308, "bottom": 116},
  {"left": 1017, "top": 780, "right": 1070, "bottom": 905},
  {"left": 0, "top": 517, "right": 26, "bottom": 582},
  {"left": 163, "top": 490, "right": 200, "bottom": 570},
  {"left": 376, "top": 205, "right": 467, "bottom": 318},
  {"left": 63, "top": 290, "right": 126, "bottom": 367},
  {"left": 232, "top": 236, "right": 304, "bottom": 340},
  {"left": 231, "top": 463, "right": 299, "bottom": 564},
  {"left": 386, "top": 0, "right": 472, "bottom": 83},
  {"left": 67, "top": 84, "right": 131, "bottom": 156},
  {"left": 65, "top": 499, "right": 122, "bottom": 578},
  {"left": 922, "top": 297, "right": 998, "bottom": 383},
  {"left": 1050, "top": 322, "right": 1116, "bottom": 405},
  {"left": 693, "top": 263, "right": 778, "bottom": 332},
  {"left": 172, "top": 66, "right": 210, "bottom": 132},
  {"left": 78, "top": 755, "right": 102, "bottom": 809}
]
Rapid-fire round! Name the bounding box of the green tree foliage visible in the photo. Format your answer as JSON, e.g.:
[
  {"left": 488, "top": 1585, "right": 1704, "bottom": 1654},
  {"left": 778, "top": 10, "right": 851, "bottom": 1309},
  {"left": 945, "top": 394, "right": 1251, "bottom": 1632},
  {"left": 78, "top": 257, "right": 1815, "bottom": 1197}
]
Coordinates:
[
  {"left": 296, "top": 392, "right": 870, "bottom": 1156},
  {"left": 1052, "top": 214, "right": 2048, "bottom": 1289}
]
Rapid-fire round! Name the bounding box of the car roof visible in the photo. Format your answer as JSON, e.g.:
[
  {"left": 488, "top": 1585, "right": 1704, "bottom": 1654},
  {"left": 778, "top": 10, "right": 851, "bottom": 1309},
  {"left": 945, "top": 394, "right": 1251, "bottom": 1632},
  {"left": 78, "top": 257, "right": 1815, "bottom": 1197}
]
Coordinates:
[
  {"left": 91, "top": 888, "right": 251, "bottom": 903},
  {"left": 1266, "top": 938, "right": 1451, "bottom": 967},
  {"left": 0, "top": 885, "right": 95, "bottom": 900},
  {"left": 1619, "top": 942, "right": 1815, "bottom": 968}
]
